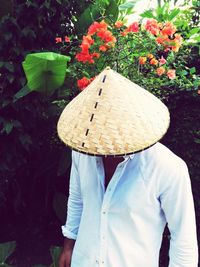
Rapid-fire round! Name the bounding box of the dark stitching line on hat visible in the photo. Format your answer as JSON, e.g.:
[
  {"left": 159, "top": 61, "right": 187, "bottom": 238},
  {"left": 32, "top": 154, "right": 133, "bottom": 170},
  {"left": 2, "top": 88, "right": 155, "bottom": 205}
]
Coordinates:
[
  {"left": 83, "top": 75, "right": 106, "bottom": 149},
  {"left": 85, "top": 129, "right": 89, "bottom": 136},
  {"left": 102, "top": 75, "right": 106, "bottom": 83},
  {"left": 90, "top": 114, "right": 94, "bottom": 121}
]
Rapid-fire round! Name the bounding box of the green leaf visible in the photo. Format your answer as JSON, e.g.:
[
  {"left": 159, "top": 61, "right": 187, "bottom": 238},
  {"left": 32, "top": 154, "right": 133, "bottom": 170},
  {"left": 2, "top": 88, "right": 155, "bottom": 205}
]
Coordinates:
[
  {"left": 140, "top": 9, "right": 155, "bottom": 19},
  {"left": 190, "top": 67, "right": 196, "bottom": 74},
  {"left": 168, "top": 8, "right": 180, "bottom": 20},
  {"left": 22, "top": 52, "right": 70, "bottom": 95},
  {"left": 189, "top": 28, "right": 200, "bottom": 35},
  {"left": 118, "top": 1, "right": 136, "bottom": 11},
  {"left": 180, "top": 70, "right": 188, "bottom": 76},
  {"left": 13, "top": 85, "right": 31, "bottom": 102},
  {"left": 3, "top": 122, "right": 13, "bottom": 134},
  {"left": 105, "top": 0, "right": 119, "bottom": 22},
  {"left": 0, "top": 241, "right": 16, "bottom": 263}
]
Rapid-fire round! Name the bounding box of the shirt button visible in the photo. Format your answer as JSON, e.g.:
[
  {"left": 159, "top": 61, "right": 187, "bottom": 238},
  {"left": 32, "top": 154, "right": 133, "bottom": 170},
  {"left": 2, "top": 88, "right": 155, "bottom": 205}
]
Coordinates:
[{"left": 102, "top": 211, "right": 106, "bottom": 214}]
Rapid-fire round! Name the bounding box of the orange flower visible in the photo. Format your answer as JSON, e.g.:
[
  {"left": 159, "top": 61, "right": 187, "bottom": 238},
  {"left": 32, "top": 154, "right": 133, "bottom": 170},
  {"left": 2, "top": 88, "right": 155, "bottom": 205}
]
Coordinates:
[
  {"left": 171, "top": 34, "right": 183, "bottom": 52},
  {"left": 139, "top": 56, "right": 147, "bottom": 65},
  {"left": 99, "top": 45, "right": 107, "bottom": 52},
  {"left": 147, "top": 54, "right": 154, "bottom": 59},
  {"left": 167, "top": 69, "right": 176, "bottom": 79},
  {"left": 161, "top": 22, "right": 176, "bottom": 37},
  {"left": 156, "top": 67, "right": 165, "bottom": 76},
  {"left": 145, "top": 19, "right": 161, "bottom": 35},
  {"left": 127, "top": 22, "right": 139, "bottom": 33},
  {"left": 121, "top": 30, "right": 128, "bottom": 37},
  {"left": 64, "top": 36, "right": 70, "bottom": 43},
  {"left": 91, "top": 52, "right": 100, "bottom": 58},
  {"left": 55, "top": 37, "right": 62, "bottom": 43},
  {"left": 99, "top": 20, "right": 108, "bottom": 30},
  {"left": 87, "top": 21, "right": 100, "bottom": 35},
  {"left": 156, "top": 35, "right": 169, "bottom": 45},
  {"left": 198, "top": 89, "right": 200, "bottom": 95},
  {"left": 115, "top": 20, "right": 124, "bottom": 28},
  {"left": 87, "top": 20, "right": 108, "bottom": 35},
  {"left": 150, "top": 58, "right": 158, "bottom": 65},
  {"left": 97, "top": 29, "right": 116, "bottom": 43},
  {"left": 82, "top": 35, "right": 94, "bottom": 46},
  {"left": 77, "top": 77, "right": 91, "bottom": 90}
]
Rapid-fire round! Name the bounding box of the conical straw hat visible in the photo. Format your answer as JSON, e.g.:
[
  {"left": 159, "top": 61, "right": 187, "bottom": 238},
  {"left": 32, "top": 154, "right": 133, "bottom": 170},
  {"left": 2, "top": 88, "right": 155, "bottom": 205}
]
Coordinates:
[{"left": 57, "top": 67, "right": 170, "bottom": 156}]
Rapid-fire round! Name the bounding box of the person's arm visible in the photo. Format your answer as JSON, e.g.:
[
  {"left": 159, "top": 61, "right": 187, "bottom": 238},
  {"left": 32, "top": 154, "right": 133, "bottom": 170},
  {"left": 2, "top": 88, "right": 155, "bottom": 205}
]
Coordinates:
[
  {"left": 59, "top": 151, "right": 83, "bottom": 267},
  {"left": 59, "top": 238, "right": 75, "bottom": 267},
  {"left": 159, "top": 160, "right": 198, "bottom": 267}
]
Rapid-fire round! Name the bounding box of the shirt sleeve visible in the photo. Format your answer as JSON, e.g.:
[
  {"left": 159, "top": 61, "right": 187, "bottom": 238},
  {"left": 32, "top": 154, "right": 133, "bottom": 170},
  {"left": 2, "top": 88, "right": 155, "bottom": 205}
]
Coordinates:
[
  {"left": 159, "top": 160, "right": 198, "bottom": 267},
  {"left": 61, "top": 151, "right": 83, "bottom": 239}
]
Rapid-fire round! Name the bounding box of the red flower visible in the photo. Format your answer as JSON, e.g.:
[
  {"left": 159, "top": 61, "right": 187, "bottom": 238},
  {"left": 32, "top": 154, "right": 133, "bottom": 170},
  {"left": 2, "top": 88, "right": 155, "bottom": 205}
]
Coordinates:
[
  {"left": 127, "top": 22, "right": 139, "bottom": 33},
  {"left": 91, "top": 52, "right": 100, "bottom": 58},
  {"left": 87, "top": 22, "right": 100, "bottom": 35},
  {"left": 77, "top": 77, "right": 95, "bottom": 91},
  {"left": 77, "top": 77, "right": 91, "bottom": 90},
  {"left": 75, "top": 51, "right": 94, "bottom": 64},
  {"left": 64, "top": 36, "right": 70, "bottom": 43},
  {"left": 97, "top": 29, "right": 116, "bottom": 43},
  {"left": 55, "top": 37, "right": 62, "bottom": 43},
  {"left": 99, "top": 45, "right": 107, "bottom": 51},
  {"left": 87, "top": 20, "right": 108, "bottom": 35}
]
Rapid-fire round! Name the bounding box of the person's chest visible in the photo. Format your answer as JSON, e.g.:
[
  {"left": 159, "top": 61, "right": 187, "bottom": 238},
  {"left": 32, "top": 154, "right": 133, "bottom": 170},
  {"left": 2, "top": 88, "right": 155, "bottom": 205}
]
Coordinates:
[{"left": 103, "top": 156, "right": 124, "bottom": 189}]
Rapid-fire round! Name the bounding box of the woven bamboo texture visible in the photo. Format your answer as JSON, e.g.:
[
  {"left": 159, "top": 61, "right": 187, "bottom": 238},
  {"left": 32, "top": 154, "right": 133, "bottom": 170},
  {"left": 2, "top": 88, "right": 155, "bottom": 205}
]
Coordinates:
[{"left": 57, "top": 67, "right": 170, "bottom": 156}]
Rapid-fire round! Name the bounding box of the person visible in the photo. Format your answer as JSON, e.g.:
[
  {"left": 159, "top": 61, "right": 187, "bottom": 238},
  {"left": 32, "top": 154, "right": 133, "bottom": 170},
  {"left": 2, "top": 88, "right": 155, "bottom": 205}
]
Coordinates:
[{"left": 57, "top": 67, "right": 198, "bottom": 267}]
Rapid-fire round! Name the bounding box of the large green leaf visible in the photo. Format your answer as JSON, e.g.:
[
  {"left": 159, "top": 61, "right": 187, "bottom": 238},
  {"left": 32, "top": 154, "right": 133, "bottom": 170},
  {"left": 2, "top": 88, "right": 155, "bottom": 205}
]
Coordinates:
[
  {"left": 105, "top": 0, "right": 119, "bottom": 22},
  {"left": 22, "top": 52, "right": 70, "bottom": 95},
  {"left": 0, "top": 241, "right": 16, "bottom": 263}
]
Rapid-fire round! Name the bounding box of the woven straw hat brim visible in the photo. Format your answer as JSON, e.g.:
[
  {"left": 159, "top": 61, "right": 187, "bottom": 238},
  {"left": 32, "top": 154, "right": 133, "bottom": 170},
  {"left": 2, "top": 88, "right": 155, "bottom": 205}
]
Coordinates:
[{"left": 57, "top": 67, "right": 170, "bottom": 156}]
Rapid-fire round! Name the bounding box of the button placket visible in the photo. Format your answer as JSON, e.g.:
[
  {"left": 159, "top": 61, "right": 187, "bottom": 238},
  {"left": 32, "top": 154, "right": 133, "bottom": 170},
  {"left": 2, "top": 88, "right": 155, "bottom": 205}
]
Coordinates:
[{"left": 99, "top": 159, "right": 131, "bottom": 266}]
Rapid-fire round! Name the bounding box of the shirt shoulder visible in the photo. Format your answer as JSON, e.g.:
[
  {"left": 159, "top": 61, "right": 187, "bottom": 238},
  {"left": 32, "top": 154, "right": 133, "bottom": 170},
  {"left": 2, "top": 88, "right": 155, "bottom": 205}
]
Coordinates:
[
  {"left": 137, "top": 142, "right": 188, "bottom": 186},
  {"left": 142, "top": 142, "right": 186, "bottom": 171}
]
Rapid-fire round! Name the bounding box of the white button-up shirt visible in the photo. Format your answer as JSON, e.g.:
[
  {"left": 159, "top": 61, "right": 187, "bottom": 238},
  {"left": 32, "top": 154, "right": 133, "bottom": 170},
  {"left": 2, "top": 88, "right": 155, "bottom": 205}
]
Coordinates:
[{"left": 62, "top": 142, "right": 198, "bottom": 267}]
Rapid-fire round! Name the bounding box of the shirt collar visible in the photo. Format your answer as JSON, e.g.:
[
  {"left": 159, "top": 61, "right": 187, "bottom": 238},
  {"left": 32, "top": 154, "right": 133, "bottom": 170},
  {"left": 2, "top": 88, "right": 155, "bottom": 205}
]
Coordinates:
[{"left": 123, "top": 154, "right": 135, "bottom": 160}]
